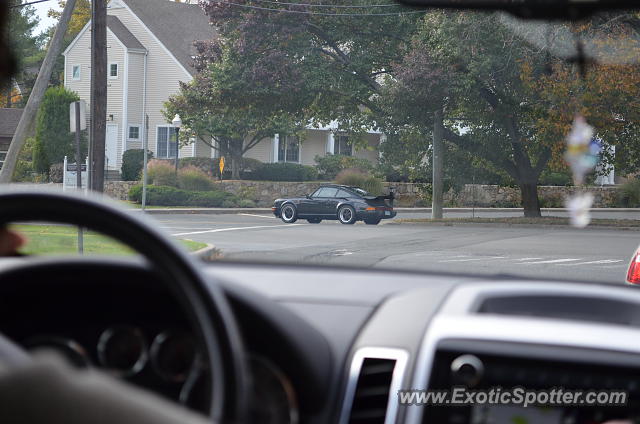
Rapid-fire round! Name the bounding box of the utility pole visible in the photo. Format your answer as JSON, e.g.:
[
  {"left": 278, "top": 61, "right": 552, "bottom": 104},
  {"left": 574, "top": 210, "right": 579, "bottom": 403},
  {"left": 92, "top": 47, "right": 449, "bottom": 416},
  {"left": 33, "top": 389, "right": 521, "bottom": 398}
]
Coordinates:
[
  {"left": 90, "top": 0, "right": 107, "bottom": 192},
  {"left": 431, "top": 108, "right": 444, "bottom": 220},
  {"left": 0, "top": 0, "right": 76, "bottom": 183}
]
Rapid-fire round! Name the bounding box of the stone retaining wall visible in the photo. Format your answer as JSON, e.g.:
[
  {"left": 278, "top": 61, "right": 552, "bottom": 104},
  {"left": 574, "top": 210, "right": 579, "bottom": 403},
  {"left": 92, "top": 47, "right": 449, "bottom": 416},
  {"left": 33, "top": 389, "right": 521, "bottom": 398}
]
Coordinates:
[{"left": 104, "top": 180, "right": 620, "bottom": 208}]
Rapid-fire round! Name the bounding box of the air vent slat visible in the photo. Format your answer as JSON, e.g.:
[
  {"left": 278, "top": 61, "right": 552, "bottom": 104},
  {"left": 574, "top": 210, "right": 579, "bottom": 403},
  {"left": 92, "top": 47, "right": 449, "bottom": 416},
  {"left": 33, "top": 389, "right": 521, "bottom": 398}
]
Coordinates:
[{"left": 347, "top": 357, "right": 396, "bottom": 424}]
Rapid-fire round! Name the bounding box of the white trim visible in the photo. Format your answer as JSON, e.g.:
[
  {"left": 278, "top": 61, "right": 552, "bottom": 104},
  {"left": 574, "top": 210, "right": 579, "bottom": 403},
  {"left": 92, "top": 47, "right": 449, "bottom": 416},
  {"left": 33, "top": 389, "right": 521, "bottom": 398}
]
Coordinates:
[
  {"left": 71, "top": 64, "right": 81, "bottom": 81},
  {"left": 62, "top": 21, "right": 91, "bottom": 56},
  {"left": 108, "top": 62, "right": 119, "bottom": 79},
  {"left": 127, "top": 124, "right": 141, "bottom": 141},
  {"left": 119, "top": 0, "right": 194, "bottom": 79},
  {"left": 63, "top": 54, "right": 68, "bottom": 87},
  {"left": 121, "top": 53, "right": 128, "bottom": 150},
  {"left": 192, "top": 138, "right": 196, "bottom": 157},
  {"left": 141, "top": 51, "right": 148, "bottom": 156}
]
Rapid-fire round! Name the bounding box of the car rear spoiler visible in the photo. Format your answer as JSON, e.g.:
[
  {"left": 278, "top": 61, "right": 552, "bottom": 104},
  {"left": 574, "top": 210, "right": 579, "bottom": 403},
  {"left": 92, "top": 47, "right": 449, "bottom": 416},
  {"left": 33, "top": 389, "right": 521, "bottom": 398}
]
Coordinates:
[{"left": 364, "top": 192, "right": 395, "bottom": 203}]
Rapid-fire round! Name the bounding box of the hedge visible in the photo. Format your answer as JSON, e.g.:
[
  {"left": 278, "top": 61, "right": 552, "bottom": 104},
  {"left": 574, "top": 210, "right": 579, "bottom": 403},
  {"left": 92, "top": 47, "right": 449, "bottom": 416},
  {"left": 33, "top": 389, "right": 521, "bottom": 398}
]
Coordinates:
[
  {"left": 121, "top": 149, "right": 153, "bottom": 181},
  {"left": 128, "top": 185, "right": 237, "bottom": 207},
  {"left": 315, "top": 154, "right": 373, "bottom": 179}
]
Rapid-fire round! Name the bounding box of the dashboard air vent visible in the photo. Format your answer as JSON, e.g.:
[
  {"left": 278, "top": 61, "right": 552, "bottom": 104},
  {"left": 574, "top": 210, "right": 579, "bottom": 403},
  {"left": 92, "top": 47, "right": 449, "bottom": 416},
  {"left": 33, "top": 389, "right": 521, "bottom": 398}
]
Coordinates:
[{"left": 348, "top": 357, "right": 396, "bottom": 424}]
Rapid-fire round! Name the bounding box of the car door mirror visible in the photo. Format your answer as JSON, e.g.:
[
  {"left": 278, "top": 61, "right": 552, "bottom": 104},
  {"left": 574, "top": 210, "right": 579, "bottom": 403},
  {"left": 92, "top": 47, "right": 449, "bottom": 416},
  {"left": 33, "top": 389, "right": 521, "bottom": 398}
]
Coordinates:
[{"left": 306, "top": 194, "right": 312, "bottom": 199}]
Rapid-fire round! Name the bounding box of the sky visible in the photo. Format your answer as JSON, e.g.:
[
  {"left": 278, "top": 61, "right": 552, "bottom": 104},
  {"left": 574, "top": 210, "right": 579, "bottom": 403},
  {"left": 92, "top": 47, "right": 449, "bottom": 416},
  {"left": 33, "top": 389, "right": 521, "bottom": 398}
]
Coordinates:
[{"left": 31, "top": 0, "right": 60, "bottom": 35}]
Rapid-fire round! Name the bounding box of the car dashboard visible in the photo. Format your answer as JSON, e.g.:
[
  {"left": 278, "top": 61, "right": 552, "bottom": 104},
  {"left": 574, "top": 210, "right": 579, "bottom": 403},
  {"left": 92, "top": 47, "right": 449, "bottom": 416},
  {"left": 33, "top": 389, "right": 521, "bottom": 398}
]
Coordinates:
[{"left": 1, "top": 258, "right": 640, "bottom": 424}]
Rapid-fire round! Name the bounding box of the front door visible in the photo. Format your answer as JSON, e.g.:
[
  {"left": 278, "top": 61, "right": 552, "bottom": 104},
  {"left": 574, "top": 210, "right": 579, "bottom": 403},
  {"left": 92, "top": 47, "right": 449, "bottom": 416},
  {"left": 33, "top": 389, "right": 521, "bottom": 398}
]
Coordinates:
[{"left": 105, "top": 124, "right": 118, "bottom": 170}]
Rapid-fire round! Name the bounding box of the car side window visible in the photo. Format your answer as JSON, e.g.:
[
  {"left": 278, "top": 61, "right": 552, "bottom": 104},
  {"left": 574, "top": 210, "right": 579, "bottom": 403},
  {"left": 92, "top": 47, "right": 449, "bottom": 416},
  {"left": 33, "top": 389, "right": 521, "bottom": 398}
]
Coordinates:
[
  {"left": 319, "top": 188, "right": 338, "bottom": 197},
  {"left": 336, "top": 189, "right": 352, "bottom": 198},
  {"left": 310, "top": 188, "right": 323, "bottom": 198}
]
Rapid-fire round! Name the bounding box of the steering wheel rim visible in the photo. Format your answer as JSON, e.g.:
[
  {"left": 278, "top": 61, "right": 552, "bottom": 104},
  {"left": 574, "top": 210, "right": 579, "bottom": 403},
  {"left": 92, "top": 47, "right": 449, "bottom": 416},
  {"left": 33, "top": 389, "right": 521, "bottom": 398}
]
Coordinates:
[{"left": 0, "top": 191, "right": 248, "bottom": 423}]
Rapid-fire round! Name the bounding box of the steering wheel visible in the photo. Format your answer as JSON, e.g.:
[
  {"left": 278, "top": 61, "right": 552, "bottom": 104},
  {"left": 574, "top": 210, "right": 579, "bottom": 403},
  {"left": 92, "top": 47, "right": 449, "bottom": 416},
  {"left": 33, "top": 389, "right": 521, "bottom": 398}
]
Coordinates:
[{"left": 0, "top": 191, "right": 248, "bottom": 423}]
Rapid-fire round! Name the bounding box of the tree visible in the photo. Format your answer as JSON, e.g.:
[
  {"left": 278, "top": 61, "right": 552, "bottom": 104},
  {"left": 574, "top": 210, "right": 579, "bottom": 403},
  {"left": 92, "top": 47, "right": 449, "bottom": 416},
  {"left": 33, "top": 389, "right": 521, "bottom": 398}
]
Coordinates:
[
  {"left": 199, "top": 0, "right": 422, "bottom": 143},
  {"left": 164, "top": 41, "right": 309, "bottom": 179},
  {"left": 3, "top": 0, "right": 44, "bottom": 107},
  {"left": 33, "top": 86, "right": 86, "bottom": 175},
  {"left": 46, "top": 0, "right": 91, "bottom": 86}
]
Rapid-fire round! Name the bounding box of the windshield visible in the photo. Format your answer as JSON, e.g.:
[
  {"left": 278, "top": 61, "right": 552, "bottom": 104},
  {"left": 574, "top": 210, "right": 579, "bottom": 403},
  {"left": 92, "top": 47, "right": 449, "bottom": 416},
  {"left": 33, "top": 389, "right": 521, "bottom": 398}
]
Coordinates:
[{"left": 2, "top": 0, "right": 639, "bottom": 284}]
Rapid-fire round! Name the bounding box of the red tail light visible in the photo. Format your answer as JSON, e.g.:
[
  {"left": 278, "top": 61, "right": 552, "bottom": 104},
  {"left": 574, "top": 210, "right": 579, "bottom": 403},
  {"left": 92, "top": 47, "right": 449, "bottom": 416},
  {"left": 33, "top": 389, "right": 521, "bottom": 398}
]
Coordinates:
[{"left": 627, "top": 250, "right": 640, "bottom": 284}]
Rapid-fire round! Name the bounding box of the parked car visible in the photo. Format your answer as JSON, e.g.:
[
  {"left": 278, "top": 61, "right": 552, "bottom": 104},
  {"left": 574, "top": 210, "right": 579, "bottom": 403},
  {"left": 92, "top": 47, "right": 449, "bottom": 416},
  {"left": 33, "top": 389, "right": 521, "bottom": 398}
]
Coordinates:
[{"left": 272, "top": 184, "right": 396, "bottom": 225}]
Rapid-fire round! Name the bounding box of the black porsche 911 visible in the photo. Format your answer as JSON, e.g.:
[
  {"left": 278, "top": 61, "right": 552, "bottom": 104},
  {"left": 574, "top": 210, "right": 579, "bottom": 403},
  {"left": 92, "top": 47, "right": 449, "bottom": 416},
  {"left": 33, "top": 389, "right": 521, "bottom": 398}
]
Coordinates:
[{"left": 272, "top": 184, "right": 396, "bottom": 225}]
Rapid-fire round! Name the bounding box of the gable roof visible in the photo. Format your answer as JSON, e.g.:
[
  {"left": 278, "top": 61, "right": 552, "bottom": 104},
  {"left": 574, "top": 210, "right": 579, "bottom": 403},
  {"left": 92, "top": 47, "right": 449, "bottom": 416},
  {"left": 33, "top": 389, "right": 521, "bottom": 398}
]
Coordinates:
[
  {"left": 0, "top": 108, "right": 23, "bottom": 137},
  {"left": 107, "top": 15, "right": 145, "bottom": 51},
  {"left": 123, "top": 0, "right": 214, "bottom": 74}
]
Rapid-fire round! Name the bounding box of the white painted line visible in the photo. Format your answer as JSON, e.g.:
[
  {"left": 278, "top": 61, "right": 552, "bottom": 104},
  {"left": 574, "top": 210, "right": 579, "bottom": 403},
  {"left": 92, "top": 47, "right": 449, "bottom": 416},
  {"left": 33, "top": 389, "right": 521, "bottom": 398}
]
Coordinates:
[
  {"left": 521, "top": 258, "right": 582, "bottom": 265},
  {"left": 172, "top": 224, "right": 302, "bottom": 236},
  {"left": 514, "top": 257, "right": 542, "bottom": 261},
  {"left": 439, "top": 256, "right": 506, "bottom": 263},
  {"left": 239, "top": 213, "right": 276, "bottom": 219},
  {"left": 557, "top": 259, "right": 624, "bottom": 266}
]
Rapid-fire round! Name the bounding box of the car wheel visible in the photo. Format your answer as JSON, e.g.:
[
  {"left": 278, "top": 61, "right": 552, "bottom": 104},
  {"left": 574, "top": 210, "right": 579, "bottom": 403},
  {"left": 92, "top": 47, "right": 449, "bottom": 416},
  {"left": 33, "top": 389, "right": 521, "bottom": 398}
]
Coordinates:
[
  {"left": 338, "top": 205, "right": 356, "bottom": 225},
  {"left": 307, "top": 218, "right": 322, "bottom": 224},
  {"left": 364, "top": 218, "right": 381, "bottom": 225},
  {"left": 280, "top": 204, "right": 298, "bottom": 223}
]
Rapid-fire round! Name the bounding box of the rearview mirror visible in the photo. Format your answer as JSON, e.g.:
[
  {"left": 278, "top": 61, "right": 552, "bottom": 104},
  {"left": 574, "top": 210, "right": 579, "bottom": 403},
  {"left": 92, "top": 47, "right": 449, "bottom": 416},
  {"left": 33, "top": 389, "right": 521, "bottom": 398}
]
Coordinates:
[{"left": 393, "top": 0, "right": 635, "bottom": 20}]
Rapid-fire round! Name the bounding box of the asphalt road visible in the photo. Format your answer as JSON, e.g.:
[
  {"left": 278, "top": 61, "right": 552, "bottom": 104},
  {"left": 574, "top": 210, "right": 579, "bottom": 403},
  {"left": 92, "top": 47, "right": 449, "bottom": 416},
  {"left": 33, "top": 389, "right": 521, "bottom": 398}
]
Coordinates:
[{"left": 151, "top": 211, "right": 640, "bottom": 284}]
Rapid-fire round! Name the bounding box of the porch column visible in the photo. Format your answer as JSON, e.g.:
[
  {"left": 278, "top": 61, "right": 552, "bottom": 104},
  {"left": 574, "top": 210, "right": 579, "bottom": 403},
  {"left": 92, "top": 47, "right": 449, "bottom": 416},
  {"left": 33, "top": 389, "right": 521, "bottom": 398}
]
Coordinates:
[
  {"left": 272, "top": 133, "right": 279, "bottom": 163},
  {"left": 326, "top": 132, "right": 335, "bottom": 155}
]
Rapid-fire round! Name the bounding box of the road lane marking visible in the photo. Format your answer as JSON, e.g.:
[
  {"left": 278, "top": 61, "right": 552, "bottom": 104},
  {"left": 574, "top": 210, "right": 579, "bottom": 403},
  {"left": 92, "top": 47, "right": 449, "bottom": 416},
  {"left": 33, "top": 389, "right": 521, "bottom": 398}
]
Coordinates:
[
  {"left": 514, "top": 257, "right": 542, "bottom": 261},
  {"left": 239, "top": 213, "right": 275, "bottom": 219},
  {"left": 172, "top": 224, "right": 302, "bottom": 236},
  {"left": 556, "top": 259, "right": 624, "bottom": 266},
  {"left": 521, "top": 258, "right": 582, "bottom": 264}
]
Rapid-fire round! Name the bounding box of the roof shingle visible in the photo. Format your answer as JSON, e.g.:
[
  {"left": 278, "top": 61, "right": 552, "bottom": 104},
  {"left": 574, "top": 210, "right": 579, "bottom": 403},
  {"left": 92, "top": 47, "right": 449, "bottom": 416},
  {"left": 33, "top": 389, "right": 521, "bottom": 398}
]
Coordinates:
[
  {"left": 0, "top": 108, "right": 23, "bottom": 137},
  {"left": 107, "top": 15, "right": 146, "bottom": 51},
  {"left": 123, "top": 0, "right": 214, "bottom": 74}
]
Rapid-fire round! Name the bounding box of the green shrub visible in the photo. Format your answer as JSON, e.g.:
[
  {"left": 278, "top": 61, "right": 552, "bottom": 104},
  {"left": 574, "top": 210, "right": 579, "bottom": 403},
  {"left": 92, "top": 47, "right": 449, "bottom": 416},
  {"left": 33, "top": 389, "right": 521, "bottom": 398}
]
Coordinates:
[
  {"left": 128, "top": 185, "right": 236, "bottom": 207},
  {"left": 539, "top": 171, "right": 572, "bottom": 186},
  {"left": 147, "top": 159, "right": 177, "bottom": 187},
  {"left": 238, "top": 199, "right": 256, "bottom": 208},
  {"left": 251, "top": 162, "right": 318, "bottom": 181},
  {"left": 121, "top": 149, "right": 153, "bottom": 181},
  {"left": 335, "top": 168, "right": 384, "bottom": 196},
  {"left": 222, "top": 199, "right": 239, "bottom": 208},
  {"left": 315, "top": 154, "right": 374, "bottom": 179},
  {"left": 13, "top": 160, "right": 35, "bottom": 182},
  {"left": 617, "top": 179, "right": 640, "bottom": 207},
  {"left": 179, "top": 157, "right": 216, "bottom": 177},
  {"left": 239, "top": 158, "right": 263, "bottom": 175},
  {"left": 178, "top": 166, "right": 214, "bottom": 191}
]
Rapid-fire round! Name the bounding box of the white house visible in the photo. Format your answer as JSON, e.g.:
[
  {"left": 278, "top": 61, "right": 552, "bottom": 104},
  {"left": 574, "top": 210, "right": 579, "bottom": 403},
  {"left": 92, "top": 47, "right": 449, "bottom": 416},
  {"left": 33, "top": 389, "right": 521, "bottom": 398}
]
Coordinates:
[{"left": 63, "top": 0, "right": 382, "bottom": 174}]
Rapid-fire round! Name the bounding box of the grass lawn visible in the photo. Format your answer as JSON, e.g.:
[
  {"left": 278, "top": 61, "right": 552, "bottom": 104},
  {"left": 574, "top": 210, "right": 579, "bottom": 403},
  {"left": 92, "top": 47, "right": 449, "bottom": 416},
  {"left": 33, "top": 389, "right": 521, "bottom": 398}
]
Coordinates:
[
  {"left": 393, "top": 217, "right": 640, "bottom": 228},
  {"left": 12, "top": 225, "right": 207, "bottom": 255}
]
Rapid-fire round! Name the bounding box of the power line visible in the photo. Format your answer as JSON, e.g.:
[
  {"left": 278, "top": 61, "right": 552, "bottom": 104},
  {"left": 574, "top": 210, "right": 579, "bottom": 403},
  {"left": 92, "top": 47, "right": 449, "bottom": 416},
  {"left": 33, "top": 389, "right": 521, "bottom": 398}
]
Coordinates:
[
  {"left": 210, "top": 0, "right": 427, "bottom": 16},
  {"left": 238, "top": 0, "right": 400, "bottom": 8},
  {"left": 9, "top": 0, "right": 55, "bottom": 8}
]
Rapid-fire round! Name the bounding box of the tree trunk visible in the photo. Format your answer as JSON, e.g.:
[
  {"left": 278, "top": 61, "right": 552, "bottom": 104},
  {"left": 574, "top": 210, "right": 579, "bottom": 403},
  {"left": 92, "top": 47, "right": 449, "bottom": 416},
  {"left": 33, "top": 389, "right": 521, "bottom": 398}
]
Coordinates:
[
  {"left": 431, "top": 108, "right": 444, "bottom": 219},
  {"left": 230, "top": 156, "right": 240, "bottom": 180},
  {"left": 520, "top": 182, "right": 541, "bottom": 218},
  {"left": 0, "top": 0, "right": 77, "bottom": 183}
]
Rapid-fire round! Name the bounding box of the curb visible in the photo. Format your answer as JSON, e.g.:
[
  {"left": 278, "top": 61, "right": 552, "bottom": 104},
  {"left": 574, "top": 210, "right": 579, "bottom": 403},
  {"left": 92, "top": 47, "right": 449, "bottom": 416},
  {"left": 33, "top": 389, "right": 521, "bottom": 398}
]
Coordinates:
[
  {"left": 132, "top": 207, "right": 640, "bottom": 215},
  {"left": 387, "top": 221, "right": 640, "bottom": 231},
  {"left": 189, "top": 242, "right": 221, "bottom": 259}
]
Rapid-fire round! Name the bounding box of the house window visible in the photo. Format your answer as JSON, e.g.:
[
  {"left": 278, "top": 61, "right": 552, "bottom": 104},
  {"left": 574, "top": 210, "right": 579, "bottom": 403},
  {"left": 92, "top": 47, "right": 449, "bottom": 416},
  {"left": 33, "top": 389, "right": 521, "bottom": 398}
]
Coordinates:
[
  {"left": 334, "top": 134, "right": 352, "bottom": 156},
  {"left": 278, "top": 135, "right": 299, "bottom": 163},
  {"left": 108, "top": 63, "right": 118, "bottom": 79},
  {"left": 0, "top": 151, "right": 6, "bottom": 170},
  {"left": 72, "top": 65, "right": 81, "bottom": 80},
  {"left": 128, "top": 125, "right": 140, "bottom": 141},
  {"left": 156, "top": 126, "right": 178, "bottom": 158}
]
